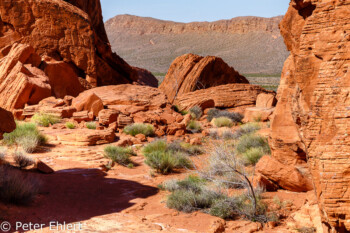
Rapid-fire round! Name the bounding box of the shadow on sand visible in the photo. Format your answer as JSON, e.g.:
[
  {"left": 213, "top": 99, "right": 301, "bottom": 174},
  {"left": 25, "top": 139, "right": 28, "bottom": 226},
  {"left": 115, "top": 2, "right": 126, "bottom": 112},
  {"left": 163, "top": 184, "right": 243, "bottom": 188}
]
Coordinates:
[{"left": 5, "top": 168, "right": 158, "bottom": 232}]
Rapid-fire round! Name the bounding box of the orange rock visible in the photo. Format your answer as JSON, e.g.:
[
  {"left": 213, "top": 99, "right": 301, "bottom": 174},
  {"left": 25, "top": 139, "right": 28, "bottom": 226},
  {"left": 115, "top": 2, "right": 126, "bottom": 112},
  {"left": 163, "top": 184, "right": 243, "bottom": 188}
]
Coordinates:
[
  {"left": 72, "top": 111, "right": 93, "bottom": 123},
  {"left": 243, "top": 107, "right": 275, "bottom": 122},
  {"left": 135, "top": 134, "right": 147, "bottom": 142},
  {"left": 72, "top": 92, "right": 104, "bottom": 117},
  {"left": 256, "top": 156, "right": 313, "bottom": 192},
  {"left": 132, "top": 66, "right": 158, "bottom": 87},
  {"left": 55, "top": 128, "right": 115, "bottom": 146},
  {"left": 159, "top": 53, "right": 248, "bottom": 103},
  {"left": 256, "top": 93, "right": 277, "bottom": 108},
  {"left": 34, "top": 159, "right": 54, "bottom": 174},
  {"left": 98, "top": 109, "right": 119, "bottom": 126},
  {"left": 0, "top": 108, "right": 16, "bottom": 139},
  {"left": 175, "top": 84, "right": 272, "bottom": 110}
]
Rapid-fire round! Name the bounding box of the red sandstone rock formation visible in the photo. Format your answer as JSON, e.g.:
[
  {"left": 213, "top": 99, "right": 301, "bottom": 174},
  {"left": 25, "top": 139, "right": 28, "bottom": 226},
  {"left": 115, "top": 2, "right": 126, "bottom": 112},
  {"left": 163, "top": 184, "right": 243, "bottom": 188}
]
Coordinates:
[
  {"left": 0, "top": 108, "right": 16, "bottom": 139},
  {"left": 264, "top": 0, "right": 350, "bottom": 231},
  {"left": 159, "top": 54, "right": 248, "bottom": 103},
  {"left": 174, "top": 84, "right": 271, "bottom": 111}
]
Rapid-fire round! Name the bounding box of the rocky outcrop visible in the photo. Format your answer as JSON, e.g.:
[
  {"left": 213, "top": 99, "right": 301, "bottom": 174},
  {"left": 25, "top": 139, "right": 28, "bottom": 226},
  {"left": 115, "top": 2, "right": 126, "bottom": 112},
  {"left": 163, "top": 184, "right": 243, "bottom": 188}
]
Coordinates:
[
  {"left": 159, "top": 54, "right": 248, "bottom": 103},
  {"left": 266, "top": 0, "right": 350, "bottom": 231},
  {"left": 0, "top": 0, "right": 155, "bottom": 87},
  {"left": 174, "top": 84, "right": 272, "bottom": 111},
  {"left": 0, "top": 108, "right": 16, "bottom": 139}
]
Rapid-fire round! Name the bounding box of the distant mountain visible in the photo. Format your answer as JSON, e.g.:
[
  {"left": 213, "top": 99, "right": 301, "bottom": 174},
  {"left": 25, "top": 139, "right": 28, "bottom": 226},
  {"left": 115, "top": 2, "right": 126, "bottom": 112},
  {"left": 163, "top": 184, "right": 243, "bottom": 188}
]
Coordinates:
[{"left": 105, "top": 14, "right": 289, "bottom": 74}]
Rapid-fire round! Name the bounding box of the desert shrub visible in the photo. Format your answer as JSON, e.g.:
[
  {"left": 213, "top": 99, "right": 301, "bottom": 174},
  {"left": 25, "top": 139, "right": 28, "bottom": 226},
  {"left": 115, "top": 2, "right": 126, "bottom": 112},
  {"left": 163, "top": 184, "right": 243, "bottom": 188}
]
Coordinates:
[
  {"left": 242, "top": 147, "right": 265, "bottom": 165},
  {"left": 209, "top": 128, "right": 219, "bottom": 139},
  {"left": 144, "top": 151, "right": 192, "bottom": 174},
  {"left": 13, "top": 151, "right": 34, "bottom": 169},
  {"left": 104, "top": 146, "right": 135, "bottom": 166},
  {"left": 32, "top": 113, "right": 60, "bottom": 127},
  {"left": 212, "top": 117, "right": 234, "bottom": 128},
  {"left": 296, "top": 227, "right": 316, "bottom": 233},
  {"left": 3, "top": 122, "right": 47, "bottom": 153},
  {"left": 233, "top": 123, "right": 261, "bottom": 139},
  {"left": 236, "top": 134, "right": 270, "bottom": 155},
  {"left": 65, "top": 122, "right": 75, "bottom": 129},
  {"left": 124, "top": 123, "right": 154, "bottom": 136},
  {"left": 142, "top": 140, "right": 168, "bottom": 156},
  {"left": 207, "top": 108, "right": 243, "bottom": 123},
  {"left": 222, "top": 130, "right": 235, "bottom": 140},
  {"left": 209, "top": 197, "right": 239, "bottom": 219},
  {"left": 158, "top": 179, "right": 179, "bottom": 191},
  {"left": 186, "top": 120, "right": 202, "bottom": 133},
  {"left": 168, "top": 141, "right": 203, "bottom": 156},
  {"left": 172, "top": 105, "right": 188, "bottom": 115},
  {"left": 189, "top": 106, "right": 202, "bottom": 119},
  {"left": 0, "top": 165, "right": 40, "bottom": 205},
  {"left": 86, "top": 122, "right": 97, "bottom": 130}
]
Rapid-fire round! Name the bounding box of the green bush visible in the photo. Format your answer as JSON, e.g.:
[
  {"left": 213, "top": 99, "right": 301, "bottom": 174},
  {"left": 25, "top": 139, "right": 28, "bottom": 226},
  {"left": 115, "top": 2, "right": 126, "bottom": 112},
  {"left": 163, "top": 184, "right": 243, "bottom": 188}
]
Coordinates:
[
  {"left": 65, "top": 122, "right": 75, "bottom": 129},
  {"left": 242, "top": 147, "right": 265, "bottom": 165},
  {"left": 86, "top": 122, "right": 97, "bottom": 130},
  {"left": 212, "top": 117, "right": 234, "bottom": 128},
  {"left": 144, "top": 151, "right": 192, "bottom": 174},
  {"left": 167, "top": 141, "right": 203, "bottom": 156},
  {"left": 233, "top": 123, "right": 261, "bottom": 139},
  {"left": 104, "top": 146, "right": 135, "bottom": 166},
  {"left": 124, "top": 123, "right": 154, "bottom": 136},
  {"left": 189, "top": 106, "right": 202, "bottom": 119},
  {"left": 3, "top": 122, "right": 47, "bottom": 153},
  {"left": 0, "top": 165, "right": 40, "bottom": 205},
  {"left": 142, "top": 140, "right": 168, "bottom": 156},
  {"left": 13, "top": 151, "right": 34, "bottom": 169},
  {"left": 32, "top": 113, "right": 60, "bottom": 127},
  {"left": 209, "top": 197, "right": 238, "bottom": 219},
  {"left": 222, "top": 130, "right": 235, "bottom": 140},
  {"left": 236, "top": 134, "right": 270, "bottom": 155},
  {"left": 186, "top": 120, "right": 202, "bottom": 133},
  {"left": 207, "top": 109, "right": 243, "bottom": 123},
  {"left": 172, "top": 105, "right": 188, "bottom": 115}
]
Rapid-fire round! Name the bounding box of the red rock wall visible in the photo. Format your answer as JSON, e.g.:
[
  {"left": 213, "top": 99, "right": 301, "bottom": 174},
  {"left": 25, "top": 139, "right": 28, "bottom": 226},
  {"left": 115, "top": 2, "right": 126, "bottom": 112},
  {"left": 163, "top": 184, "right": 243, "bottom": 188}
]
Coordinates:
[
  {"left": 271, "top": 0, "right": 350, "bottom": 231},
  {"left": 0, "top": 0, "right": 137, "bottom": 86}
]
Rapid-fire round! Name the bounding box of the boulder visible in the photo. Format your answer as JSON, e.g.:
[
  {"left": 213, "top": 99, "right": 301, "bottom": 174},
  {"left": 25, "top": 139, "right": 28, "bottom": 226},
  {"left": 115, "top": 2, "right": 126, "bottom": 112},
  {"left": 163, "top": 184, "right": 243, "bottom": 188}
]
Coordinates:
[
  {"left": 98, "top": 109, "right": 119, "bottom": 126},
  {"left": 159, "top": 53, "right": 249, "bottom": 103},
  {"left": 0, "top": 108, "right": 16, "bottom": 139},
  {"left": 54, "top": 128, "right": 115, "bottom": 146},
  {"left": 255, "top": 156, "right": 313, "bottom": 192},
  {"left": 72, "top": 92, "right": 104, "bottom": 117},
  {"left": 0, "top": 0, "right": 138, "bottom": 86},
  {"left": 72, "top": 111, "right": 93, "bottom": 123},
  {"left": 243, "top": 107, "right": 275, "bottom": 122},
  {"left": 174, "top": 84, "right": 272, "bottom": 110},
  {"left": 256, "top": 93, "right": 277, "bottom": 108}
]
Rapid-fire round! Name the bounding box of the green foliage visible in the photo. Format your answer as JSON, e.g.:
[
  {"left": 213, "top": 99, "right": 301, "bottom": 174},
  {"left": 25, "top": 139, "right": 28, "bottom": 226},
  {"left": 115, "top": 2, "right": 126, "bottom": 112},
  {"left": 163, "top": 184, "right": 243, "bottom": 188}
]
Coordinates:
[
  {"left": 124, "top": 123, "right": 154, "bottom": 136},
  {"left": 233, "top": 123, "right": 261, "bottom": 139},
  {"left": 3, "top": 122, "right": 47, "bottom": 153},
  {"left": 189, "top": 106, "right": 202, "bottom": 119},
  {"left": 222, "top": 130, "right": 235, "bottom": 140},
  {"left": 144, "top": 151, "right": 192, "bottom": 174},
  {"left": 186, "top": 120, "right": 202, "bottom": 133},
  {"left": 242, "top": 147, "right": 265, "bottom": 166},
  {"left": 32, "top": 113, "right": 60, "bottom": 127},
  {"left": 65, "top": 122, "right": 75, "bottom": 129},
  {"left": 0, "top": 165, "right": 40, "bottom": 205},
  {"left": 86, "top": 122, "right": 97, "bottom": 130},
  {"left": 104, "top": 146, "right": 135, "bottom": 167},
  {"left": 236, "top": 134, "right": 270, "bottom": 155},
  {"left": 142, "top": 140, "right": 168, "bottom": 156},
  {"left": 212, "top": 117, "right": 234, "bottom": 128},
  {"left": 207, "top": 108, "right": 243, "bottom": 123},
  {"left": 167, "top": 141, "right": 204, "bottom": 156}
]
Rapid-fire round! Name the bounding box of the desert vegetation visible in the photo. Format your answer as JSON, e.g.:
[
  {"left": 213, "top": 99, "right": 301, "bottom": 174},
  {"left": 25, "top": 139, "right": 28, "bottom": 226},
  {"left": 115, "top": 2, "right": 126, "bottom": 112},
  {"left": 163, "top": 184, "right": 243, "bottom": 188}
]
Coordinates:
[
  {"left": 32, "top": 113, "right": 60, "bottom": 127},
  {"left": 86, "top": 121, "right": 97, "bottom": 130},
  {"left": 124, "top": 123, "right": 154, "bottom": 136},
  {"left": 104, "top": 145, "right": 136, "bottom": 167}
]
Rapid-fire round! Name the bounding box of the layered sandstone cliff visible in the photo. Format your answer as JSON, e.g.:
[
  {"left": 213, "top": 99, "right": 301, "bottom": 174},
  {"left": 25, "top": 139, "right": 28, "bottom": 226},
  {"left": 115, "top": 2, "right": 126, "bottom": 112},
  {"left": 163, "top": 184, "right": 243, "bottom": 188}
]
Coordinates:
[{"left": 268, "top": 0, "right": 350, "bottom": 231}]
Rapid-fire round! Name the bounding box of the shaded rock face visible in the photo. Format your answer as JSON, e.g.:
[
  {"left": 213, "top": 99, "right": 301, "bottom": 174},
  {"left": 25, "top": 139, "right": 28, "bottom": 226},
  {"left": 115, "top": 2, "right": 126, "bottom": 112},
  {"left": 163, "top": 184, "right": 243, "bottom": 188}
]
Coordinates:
[
  {"left": 0, "top": 108, "right": 16, "bottom": 140},
  {"left": 159, "top": 54, "right": 248, "bottom": 103},
  {"left": 0, "top": 0, "right": 137, "bottom": 87},
  {"left": 269, "top": 0, "right": 350, "bottom": 231}
]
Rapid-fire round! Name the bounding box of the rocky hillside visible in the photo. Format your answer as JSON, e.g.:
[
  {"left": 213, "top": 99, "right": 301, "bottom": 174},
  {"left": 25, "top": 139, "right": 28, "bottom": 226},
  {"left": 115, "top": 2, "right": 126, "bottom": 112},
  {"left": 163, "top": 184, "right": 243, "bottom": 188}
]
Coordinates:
[{"left": 105, "top": 14, "right": 289, "bottom": 74}]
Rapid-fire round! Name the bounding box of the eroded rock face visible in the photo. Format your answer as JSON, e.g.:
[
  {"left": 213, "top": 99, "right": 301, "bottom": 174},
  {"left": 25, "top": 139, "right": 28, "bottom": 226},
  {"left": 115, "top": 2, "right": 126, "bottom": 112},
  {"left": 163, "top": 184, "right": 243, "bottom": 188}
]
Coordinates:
[
  {"left": 174, "top": 84, "right": 271, "bottom": 111},
  {"left": 0, "top": 108, "right": 16, "bottom": 139},
  {"left": 159, "top": 54, "right": 248, "bottom": 103},
  {"left": 269, "top": 0, "right": 350, "bottom": 231},
  {"left": 0, "top": 0, "right": 137, "bottom": 86}
]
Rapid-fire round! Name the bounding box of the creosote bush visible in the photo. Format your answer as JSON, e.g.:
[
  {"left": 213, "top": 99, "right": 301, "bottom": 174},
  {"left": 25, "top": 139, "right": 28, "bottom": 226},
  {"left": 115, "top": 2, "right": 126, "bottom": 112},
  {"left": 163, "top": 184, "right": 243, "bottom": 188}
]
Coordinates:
[
  {"left": 207, "top": 108, "right": 243, "bottom": 123},
  {"left": 189, "top": 106, "right": 202, "bottom": 119},
  {"left": 13, "top": 151, "right": 34, "bottom": 169},
  {"left": 142, "top": 140, "right": 195, "bottom": 174},
  {"left": 242, "top": 147, "right": 265, "bottom": 166},
  {"left": 186, "top": 120, "right": 202, "bottom": 133},
  {"left": 86, "top": 121, "right": 97, "bottom": 130},
  {"left": 3, "top": 122, "right": 47, "bottom": 153},
  {"left": 104, "top": 146, "right": 135, "bottom": 167},
  {"left": 0, "top": 165, "right": 40, "bottom": 205},
  {"left": 124, "top": 123, "right": 154, "bottom": 136},
  {"left": 65, "top": 122, "right": 75, "bottom": 129},
  {"left": 212, "top": 117, "right": 234, "bottom": 128},
  {"left": 32, "top": 113, "right": 60, "bottom": 127},
  {"left": 236, "top": 134, "right": 270, "bottom": 156}
]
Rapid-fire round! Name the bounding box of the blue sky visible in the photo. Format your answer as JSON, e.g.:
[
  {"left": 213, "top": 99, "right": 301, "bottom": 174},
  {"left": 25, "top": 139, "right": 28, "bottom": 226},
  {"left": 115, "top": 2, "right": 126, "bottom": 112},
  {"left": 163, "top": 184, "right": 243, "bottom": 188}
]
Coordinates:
[{"left": 101, "top": 0, "right": 290, "bottom": 22}]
